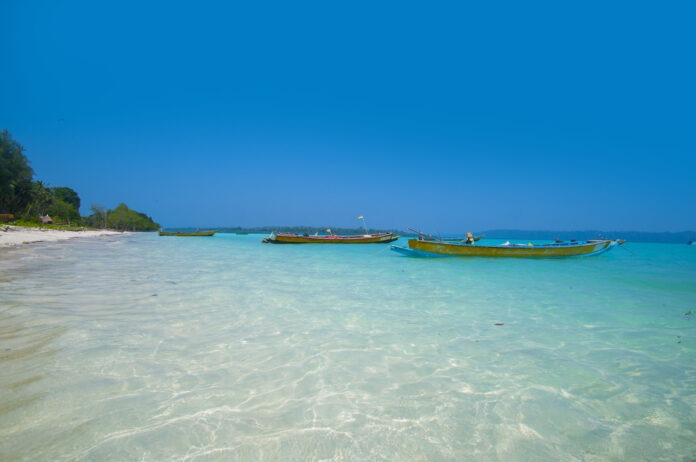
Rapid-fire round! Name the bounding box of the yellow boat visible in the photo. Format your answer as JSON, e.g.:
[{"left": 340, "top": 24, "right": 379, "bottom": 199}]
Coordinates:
[
  {"left": 158, "top": 230, "right": 217, "bottom": 237},
  {"left": 262, "top": 232, "right": 399, "bottom": 244},
  {"left": 404, "top": 237, "right": 624, "bottom": 257}
]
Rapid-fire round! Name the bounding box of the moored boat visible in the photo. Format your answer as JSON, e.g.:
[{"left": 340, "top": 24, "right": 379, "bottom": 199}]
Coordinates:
[
  {"left": 158, "top": 230, "right": 217, "bottom": 237},
  {"left": 262, "top": 232, "right": 399, "bottom": 244},
  {"left": 403, "top": 237, "right": 624, "bottom": 258}
]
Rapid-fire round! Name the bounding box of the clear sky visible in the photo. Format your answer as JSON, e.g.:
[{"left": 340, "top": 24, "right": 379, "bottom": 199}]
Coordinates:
[{"left": 2, "top": 1, "right": 694, "bottom": 233}]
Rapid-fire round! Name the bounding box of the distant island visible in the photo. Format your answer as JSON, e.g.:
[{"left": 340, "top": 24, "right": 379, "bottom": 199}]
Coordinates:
[
  {"left": 475, "top": 229, "right": 696, "bottom": 244},
  {"left": 193, "top": 226, "right": 402, "bottom": 236},
  {"left": 172, "top": 226, "right": 695, "bottom": 244}
]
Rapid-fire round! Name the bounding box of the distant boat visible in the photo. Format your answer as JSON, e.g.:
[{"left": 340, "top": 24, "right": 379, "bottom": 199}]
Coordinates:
[
  {"left": 395, "top": 237, "right": 624, "bottom": 258},
  {"left": 158, "top": 230, "right": 217, "bottom": 237},
  {"left": 262, "top": 232, "right": 399, "bottom": 244}
]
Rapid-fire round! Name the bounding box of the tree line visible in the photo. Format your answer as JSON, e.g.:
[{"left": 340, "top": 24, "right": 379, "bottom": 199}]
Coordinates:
[{"left": 0, "top": 129, "right": 159, "bottom": 231}]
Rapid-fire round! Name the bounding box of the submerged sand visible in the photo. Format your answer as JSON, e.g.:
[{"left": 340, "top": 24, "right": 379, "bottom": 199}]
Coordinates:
[{"left": 0, "top": 225, "right": 124, "bottom": 247}]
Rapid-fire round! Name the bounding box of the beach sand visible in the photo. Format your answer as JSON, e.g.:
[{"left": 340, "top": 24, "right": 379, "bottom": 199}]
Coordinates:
[{"left": 0, "top": 225, "right": 124, "bottom": 247}]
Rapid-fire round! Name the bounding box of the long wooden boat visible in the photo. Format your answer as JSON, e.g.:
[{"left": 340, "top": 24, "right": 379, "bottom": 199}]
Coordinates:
[
  {"left": 405, "top": 238, "right": 624, "bottom": 258},
  {"left": 262, "top": 232, "right": 399, "bottom": 244},
  {"left": 158, "top": 230, "right": 217, "bottom": 237}
]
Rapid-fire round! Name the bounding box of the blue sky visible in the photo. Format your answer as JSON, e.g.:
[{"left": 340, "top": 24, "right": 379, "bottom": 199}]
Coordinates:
[{"left": 2, "top": 1, "right": 694, "bottom": 233}]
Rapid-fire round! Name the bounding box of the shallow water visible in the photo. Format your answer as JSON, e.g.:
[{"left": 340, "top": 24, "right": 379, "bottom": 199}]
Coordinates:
[{"left": 1, "top": 233, "right": 695, "bottom": 461}]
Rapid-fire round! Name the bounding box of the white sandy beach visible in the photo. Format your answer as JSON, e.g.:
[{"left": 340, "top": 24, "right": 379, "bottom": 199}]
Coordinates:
[{"left": 0, "top": 225, "right": 123, "bottom": 247}]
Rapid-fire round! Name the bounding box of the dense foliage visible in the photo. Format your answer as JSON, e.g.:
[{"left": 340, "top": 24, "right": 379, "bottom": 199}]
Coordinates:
[
  {"left": 51, "top": 186, "right": 81, "bottom": 211},
  {"left": 85, "top": 203, "right": 159, "bottom": 231},
  {"left": 0, "top": 129, "right": 159, "bottom": 231},
  {"left": 0, "top": 129, "right": 34, "bottom": 214}
]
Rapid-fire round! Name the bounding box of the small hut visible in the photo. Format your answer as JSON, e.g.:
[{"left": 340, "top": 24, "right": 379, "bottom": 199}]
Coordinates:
[{"left": 40, "top": 214, "right": 54, "bottom": 225}]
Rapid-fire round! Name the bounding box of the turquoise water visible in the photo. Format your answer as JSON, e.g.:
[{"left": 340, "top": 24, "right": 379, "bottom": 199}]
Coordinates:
[{"left": 1, "top": 233, "right": 695, "bottom": 461}]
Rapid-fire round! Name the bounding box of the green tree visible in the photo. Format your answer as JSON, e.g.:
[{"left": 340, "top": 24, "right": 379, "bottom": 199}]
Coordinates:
[
  {"left": 0, "top": 129, "right": 34, "bottom": 214},
  {"left": 44, "top": 187, "right": 81, "bottom": 224},
  {"left": 24, "top": 181, "right": 54, "bottom": 219},
  {"left": 51, "top": 186, "right": 80, "bottom": 211},
  {"left": 86, "top": 204, "right": 107, "bottom": 228},
  {"left": 47, "top": 198, "right": 80, "bottom": 225},
  {"left": 106, "top": 203, "right": 159, "bottom": 231}
]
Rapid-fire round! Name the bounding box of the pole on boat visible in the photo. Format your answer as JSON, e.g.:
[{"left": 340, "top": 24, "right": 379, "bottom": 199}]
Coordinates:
[
  {"left": 357, "top": 215, "right": 367, "bottom": 233},
  {"left": 407, "top": 227, "right": 442, "bottom": 241}
]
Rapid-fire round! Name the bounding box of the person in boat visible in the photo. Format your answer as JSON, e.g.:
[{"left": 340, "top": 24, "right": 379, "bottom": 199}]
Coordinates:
[{"left": 464, "top": 232, "right": 475, "bottom": 245}]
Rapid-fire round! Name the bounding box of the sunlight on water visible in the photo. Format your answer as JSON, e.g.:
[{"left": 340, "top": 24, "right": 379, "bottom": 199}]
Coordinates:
[{"left": 1, "top": 234, "right": 695, "bottom": 461}]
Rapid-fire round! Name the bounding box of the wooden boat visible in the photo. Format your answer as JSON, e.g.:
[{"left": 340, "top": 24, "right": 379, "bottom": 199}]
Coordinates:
[
  {"left": 262, "top": 232, "right": 399, "bottom": 244},
  {"left": 404, "top": 238, "right": 624, "bottom": 258},
  {"left": 158, "top": 230, "right": 217, "bottom": 237}
]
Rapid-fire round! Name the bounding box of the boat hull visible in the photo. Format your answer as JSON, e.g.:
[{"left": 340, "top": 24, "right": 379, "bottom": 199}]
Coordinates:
[
  {"left": 158, "top": 231, "right": 217, "bottom": 237},
  {"left": 390, "top": 245, "right": 447, "bottom": 257},
  {"left": 407, "top": 239, "right": 621, "bottom": 257},
  {"left": 263, "top": 233, "right": 399, "bottom": 244}
]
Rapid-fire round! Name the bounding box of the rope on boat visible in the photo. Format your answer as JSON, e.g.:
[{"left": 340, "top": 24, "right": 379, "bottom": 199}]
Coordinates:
[
  {"left": 617, "top": 241, "right": 635, "bottom": 256},
  {"left": 371, "top": 243, "right": 394, "bottom": 256}
]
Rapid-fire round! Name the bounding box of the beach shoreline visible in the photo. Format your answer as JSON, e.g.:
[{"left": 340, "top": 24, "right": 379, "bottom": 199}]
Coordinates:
[{"left": 0, "top": 225, "right": 125, "bottom": 248}]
